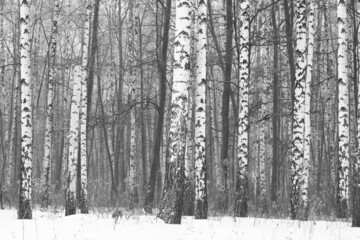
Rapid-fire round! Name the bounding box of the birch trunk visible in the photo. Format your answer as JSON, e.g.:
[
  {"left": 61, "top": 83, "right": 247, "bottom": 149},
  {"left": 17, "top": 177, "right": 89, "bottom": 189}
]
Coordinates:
[
  {"left": 128, "top": 0, "right": 140, "bottom": 208},
  {"left": 235, "top": 0, "right": 249, "bottom": 218},
  {"left": 65, "top": 66, "right": 82, "bottom": 216},
  {"left": 183, "top": 79, "right": 194, "bottom": 216},
  {"left": 300, "top": 0, "right": 315, "bottom": 220},
  {"left": 290, "top": 0, "right": 306, "bottom": 220},
  {"left": 61, "top": 0, "right": 72, "bottom": 192},
  {"left": 337, "top": 0, "right": 349, "bottom": 219},
  {"left": 194, "top": 0, "right": 207, "bottom": 219},
  {"left": 270, "top": 0, "right": 279, "bottom": 202},
  {"left": 158, "top": 0, "right": 191, "bottom": 224},
  {"left": 18, "top": 0, "right": 33, "bottom": 219},
  {"left": 41, "top": 0, "right": 59, "bottom": 208},
  {"left": 259, "top": 7, "right": 269, "bottom": 214},
  {"left": 79, "top": 2, "right": 91, "bottom": 214}
]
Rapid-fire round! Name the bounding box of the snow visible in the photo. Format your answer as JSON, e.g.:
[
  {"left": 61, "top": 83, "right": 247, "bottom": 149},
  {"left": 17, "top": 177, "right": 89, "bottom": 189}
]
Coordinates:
[{"left": 1, "top": 209, "right": 360, "bottom": 240}]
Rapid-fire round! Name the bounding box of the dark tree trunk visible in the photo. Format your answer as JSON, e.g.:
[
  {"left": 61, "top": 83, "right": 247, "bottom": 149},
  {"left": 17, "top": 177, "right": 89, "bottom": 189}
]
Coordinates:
[
  {"left": 353, "top": 171, "right": 360, "bottom": 227},
  {"left": 220, "top": 0, "right": 233, "bottom": 210},
  {"left": 114, "top": 0, "right": 124, "bottom": 201},
  {"left": 352, "top": 0, "right": 359, "bottom": 226},
  {"left": 87, "top": 0, "right": 100, "bottom": 120},
  {"left": 98, "top": 75, "right": 118, "bottom": 199},
  {"left": 283, "top": 0, "right": 296, "bottom": 116},
  {"left": 144, "top": 0, "right": 171, "bottom": 214}
]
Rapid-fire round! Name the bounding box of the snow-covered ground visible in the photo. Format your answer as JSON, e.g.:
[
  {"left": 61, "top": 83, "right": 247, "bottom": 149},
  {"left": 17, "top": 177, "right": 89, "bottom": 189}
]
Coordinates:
[{"left": 1, "top": 209, "right": 360, "bottom": 240}]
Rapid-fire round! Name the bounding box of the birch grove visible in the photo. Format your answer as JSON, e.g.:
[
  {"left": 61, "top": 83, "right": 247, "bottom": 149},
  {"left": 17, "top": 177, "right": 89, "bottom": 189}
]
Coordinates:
[{"left": 0, "top": 0, "right": 360, "bottom": 228}]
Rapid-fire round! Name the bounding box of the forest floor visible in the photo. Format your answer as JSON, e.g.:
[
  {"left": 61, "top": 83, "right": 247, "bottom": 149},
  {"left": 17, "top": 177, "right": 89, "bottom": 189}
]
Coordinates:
[{"left": 0, "top": 208, "right": 360, "bottom": 240}]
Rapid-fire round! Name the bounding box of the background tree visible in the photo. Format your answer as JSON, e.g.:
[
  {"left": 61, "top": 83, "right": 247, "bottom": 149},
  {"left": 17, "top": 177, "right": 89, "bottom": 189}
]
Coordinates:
[
  {"left": 41, "top": 0, "right": 60, "bottom": 208},
  {"left": 144, "top": 0, "right": 172, "bottom": 214}
]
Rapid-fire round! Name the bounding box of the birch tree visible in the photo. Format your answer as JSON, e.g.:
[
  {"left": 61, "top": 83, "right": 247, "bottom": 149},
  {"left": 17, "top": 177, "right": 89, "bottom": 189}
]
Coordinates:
[
  {"left": 259, "top": 5, "right": 270, "bottom": 214},
  {"left": 235, "top": 0, "right": 249, "bottom": 217},
  {"left": 128, "top": 0, "right": 140, "bottom": 208},
  {"left": 79, "top": 2, "right": 91, "bottom": 214},
  {"left": 301, "top": 0, "right": 316, "bottom": 221},
  {"left": 290, "top": 0, "right": 307, "bottom": 220},
  {"left": 41, "top": 0, "right": 60, "bottom": 208},
  {"left": 194, "top": 0, "right": 207, "bottom": 219},
  {"left": 18, "top": 0, "right": 33, "bottom": 219},
  {"left": 65, "top": 66, "right": 82, "bottom": 216},
  {"left": 60, "top": 0, "right": 72, "bottom": 193},
  {"left": 337, "top": 0, "right": 349, "bottom": 219},
  {"left": 158, "top": 0, "right": 191, "bottom": 224}
]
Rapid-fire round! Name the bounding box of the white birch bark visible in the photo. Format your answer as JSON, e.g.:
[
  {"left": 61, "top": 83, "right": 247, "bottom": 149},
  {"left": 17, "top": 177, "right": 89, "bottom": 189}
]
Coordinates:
[
  {"left": 41, "top": 0, "right": 59, "bottom": 207},
  {"left": 301, "top": 0, "right": 316, "bottom": 220},
  {"left": 128, "top": 0, "right": 140, "bottom": 207},
  {"left": 159, "top": 0, "right": 191, "bottom": 224},
  {"left": 18, "top": 0, "right": 33, "bottom": 219},
  {"left": 183, "top": 72, "right": 194, "bottom": 215},
  {"left": 65, "top": 66, "right": 82, "bottom": 216},
  {"left": 235, "top": 0, "right": 249, "bottom": 218},
  {"left": 337, "top": 0, "right": 349, "bottom": 218},
  {"left": 194, "top": 0, "right": 207, "bottom": 219},
  {"left": 79, "top": 2, "right": 91, "bottom": 214},
  {"left": 291, "top": 0, "right": 306, "bottom": 220}
]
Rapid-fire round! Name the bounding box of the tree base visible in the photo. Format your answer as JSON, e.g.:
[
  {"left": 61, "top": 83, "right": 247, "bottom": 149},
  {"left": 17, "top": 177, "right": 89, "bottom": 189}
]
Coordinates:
[
  {"left": 234, "top": 199, "right": 248, "bottom": 217},
  {"left": 194, "top": 199, "right": 208, "bottom": 219},
  {"left": 336, "top": 199, "right": 348, "bottom": 219},
  {"left": 143, "top": 204, "right": 153, "bottom": 214},
  {"left": 182, "top": 178, "right": 194, "bottom": 216},
  {"left": 353, "top": 185, "right": 360, "bottom": 227},
  {"left": 18, "top": 199, "right": 32, "bottom": 219},
  {"left": 65, "top": 192, "right": 76, "bottom": 216}
]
